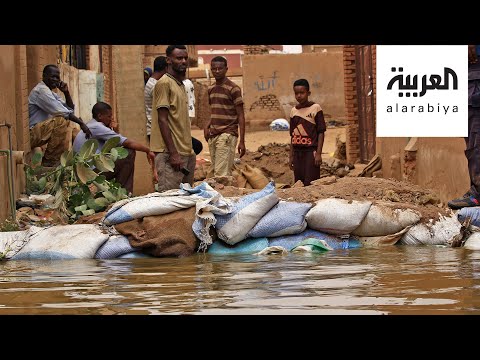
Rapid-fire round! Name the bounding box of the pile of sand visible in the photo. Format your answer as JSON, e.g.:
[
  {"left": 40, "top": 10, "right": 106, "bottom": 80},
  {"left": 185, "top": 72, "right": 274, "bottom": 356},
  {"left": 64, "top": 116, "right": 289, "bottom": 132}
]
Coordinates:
[{"left": 237, "top": 142, "right": 353, "bottom": 186}]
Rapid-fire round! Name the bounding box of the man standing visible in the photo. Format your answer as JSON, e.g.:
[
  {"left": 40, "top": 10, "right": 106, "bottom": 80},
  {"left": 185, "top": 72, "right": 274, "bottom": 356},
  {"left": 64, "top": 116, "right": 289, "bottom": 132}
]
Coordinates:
[
  {"left": 145, "top": 56, "right": 167, "bottom": 142},
  {"left": 448, "top": 45, "right": 480, "bottom": 209},
  {"left": 183, "top": 77, "right": 203, "bottom": 155},
  {"left": 143, "top": 67, "right": 153, "bottom": 86},
  {"left": 204, "top": 56, "right": 246, "bottom": 177},
  {"left": 150, "top": 45, "right": 196, "bottom": 192},
  {"left": 73, "top": 102, "right": 157, "bottom": 194},
  {"left": 29, "top": 64, "right": 92, "bottom": 167}
]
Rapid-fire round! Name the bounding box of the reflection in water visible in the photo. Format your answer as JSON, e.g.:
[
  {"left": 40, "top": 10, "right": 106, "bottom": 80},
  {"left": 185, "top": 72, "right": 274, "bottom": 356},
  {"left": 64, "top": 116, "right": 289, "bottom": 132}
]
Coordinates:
[{"left": 1, "top": 246, "right": 480, "bottom": 314}]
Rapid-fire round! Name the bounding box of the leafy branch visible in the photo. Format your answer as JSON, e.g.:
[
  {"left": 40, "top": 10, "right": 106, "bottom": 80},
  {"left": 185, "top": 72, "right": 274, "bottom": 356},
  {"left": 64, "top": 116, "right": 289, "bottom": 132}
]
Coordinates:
[{"left": 25, "top": 137, "right": 130, "bottom": 221}]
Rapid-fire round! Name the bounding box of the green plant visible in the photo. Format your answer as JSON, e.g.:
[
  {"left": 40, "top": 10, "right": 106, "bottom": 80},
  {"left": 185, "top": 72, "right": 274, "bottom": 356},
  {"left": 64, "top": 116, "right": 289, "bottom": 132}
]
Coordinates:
[
  {"left": 0, "top": 219, "right": 20, "bottom": 232},
  {"left": 25, "top": 137, "right": 130, "bottom": 221}
]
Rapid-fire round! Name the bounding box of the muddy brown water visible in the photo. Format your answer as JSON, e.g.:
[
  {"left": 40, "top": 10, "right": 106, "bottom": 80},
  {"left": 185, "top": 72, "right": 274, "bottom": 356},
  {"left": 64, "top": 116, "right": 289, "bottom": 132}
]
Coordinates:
[{"left": 1, "top": 246, "right": 480, "bottom": 314}]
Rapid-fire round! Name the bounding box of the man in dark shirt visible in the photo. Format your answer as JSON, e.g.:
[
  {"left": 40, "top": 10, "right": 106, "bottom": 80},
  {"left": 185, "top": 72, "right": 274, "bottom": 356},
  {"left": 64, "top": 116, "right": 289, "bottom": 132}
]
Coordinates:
[{"left": 204, "top": 56, "right": 246, "bottom": 177}]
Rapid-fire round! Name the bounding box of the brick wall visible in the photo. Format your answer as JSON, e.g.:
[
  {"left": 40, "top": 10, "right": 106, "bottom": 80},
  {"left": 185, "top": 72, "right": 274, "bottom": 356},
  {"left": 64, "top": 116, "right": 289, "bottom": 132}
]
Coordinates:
[
  {"left": 191, "top": 80, "right": 210, "bottom": 130},
  {"left": 101, "top": 45, "right": 116, "bottom": 129},
  {"left": 14, "top": 45, "right": 30, "bottom": 153},
  {"left": 249, "top": 94, "right": 282, "bottom": 112},
  {"left": 343, "top": 45, "right": 360, "bottom": 163}
]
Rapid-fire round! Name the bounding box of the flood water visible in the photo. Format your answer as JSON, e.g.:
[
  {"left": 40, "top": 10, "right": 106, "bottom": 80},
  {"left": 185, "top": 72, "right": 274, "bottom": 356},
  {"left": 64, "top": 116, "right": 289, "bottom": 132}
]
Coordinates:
[{"left": 1, "top": 246, "right": 480, "bottom": 315}]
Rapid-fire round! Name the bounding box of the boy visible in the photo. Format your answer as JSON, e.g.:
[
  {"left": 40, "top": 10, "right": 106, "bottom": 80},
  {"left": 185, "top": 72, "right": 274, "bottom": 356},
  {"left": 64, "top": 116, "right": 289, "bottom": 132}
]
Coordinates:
[
  {"left": 204, "top": 56, "right": 246, "bottom": 177},
  {"left": 73, "top": 102, "right": 157, "bottom": 193},
  {"left": 289, "top": 79, "right": 326, "bottom": 185}
]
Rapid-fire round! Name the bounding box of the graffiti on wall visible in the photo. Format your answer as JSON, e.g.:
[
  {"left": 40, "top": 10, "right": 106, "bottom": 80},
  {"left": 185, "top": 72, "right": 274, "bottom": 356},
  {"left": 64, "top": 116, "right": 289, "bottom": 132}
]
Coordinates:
[{"left": 254, "top": 71, "right": 278, "bottom": 91}]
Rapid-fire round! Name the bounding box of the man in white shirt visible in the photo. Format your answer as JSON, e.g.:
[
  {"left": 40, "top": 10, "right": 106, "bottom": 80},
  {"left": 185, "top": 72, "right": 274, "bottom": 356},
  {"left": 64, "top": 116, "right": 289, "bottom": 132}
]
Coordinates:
[
  {"left": 144, "top": 56, "right": 167, "bottom": 142},
  {"left": 29, "top": 64, "right": 92, "bottom": 167},
  {"left": 183, "top": 78, "right": 203, "bottom": 155}
]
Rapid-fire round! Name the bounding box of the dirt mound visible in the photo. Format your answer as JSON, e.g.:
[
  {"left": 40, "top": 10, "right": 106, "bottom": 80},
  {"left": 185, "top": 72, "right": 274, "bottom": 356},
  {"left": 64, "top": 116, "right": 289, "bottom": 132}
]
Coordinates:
[
  {"left": 216, "top": 176, "right": 451, "bottom": 223},
  {"left": 240, "top": 142, "right": 294, "bottom": 186},
  {"left": 239, "top": 142, "right": 354, "bottom": 186}
]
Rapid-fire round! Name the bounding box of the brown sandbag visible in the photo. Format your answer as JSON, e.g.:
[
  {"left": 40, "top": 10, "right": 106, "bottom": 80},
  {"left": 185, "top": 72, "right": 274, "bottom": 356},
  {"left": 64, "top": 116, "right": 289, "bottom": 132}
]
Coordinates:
[
  {"left": 114, "top": 207, "right": 199, "bottom": 257},
  {"left": 241, "top": 164, "right": 269, "bottom": 189}
]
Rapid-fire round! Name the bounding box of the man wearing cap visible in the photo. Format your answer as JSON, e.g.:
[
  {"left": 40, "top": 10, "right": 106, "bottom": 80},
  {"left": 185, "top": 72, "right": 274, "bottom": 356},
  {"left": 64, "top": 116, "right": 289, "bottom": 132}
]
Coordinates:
[{"left": 144, "top": 67, "right": 153, "bottom": 86}]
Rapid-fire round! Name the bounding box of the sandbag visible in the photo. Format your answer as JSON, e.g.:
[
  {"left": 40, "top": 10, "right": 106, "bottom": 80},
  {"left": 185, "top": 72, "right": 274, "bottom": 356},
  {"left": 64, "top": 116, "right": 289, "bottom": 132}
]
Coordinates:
[
  {"left": 269, "top": 118, "right": 289, "bottom": 131},
  {"left": 115, "top": 207, "right": 198, "bottom": 258},
  {"left": 94, "top": 234, "right": 137, "bottom": 259},
  {"left": 241, "top": 164, "right": 269, "bottom": 189},
  {"left": 464, "top": 232, "right": 480, "bottom": 250},
  {"left": 458, "top": 207, "right": 480, "bottom": 227},
  {"left": 103, "top": 192, "right": 199, "bottom": 226},
  {"left": 208, "top": 237, "right": 269, "bottom": 255},
  {"left": 306, "top": 198, "right": 372, "bottom": 235},
  {"left": 269, "top": 229, "right": 362, "bottom": 250},
  {"left": 354, "top": 227, "right": 410, "bottom": 247},
  {"left": 291, "top": 238, "right": 333, "bottom": 252},
  {"left": 0, "top": 227, "right": 44, "bottom": 259},
  {"left": 399, "top": 215, "right": 461, "bottom": 245},
  {"left": 13, "top": 224, "right": 109, "bottom": 260},
  {"left": 352, "top": 202, "right": 421, "bottom": 236},
  {"left": 215, "top": 181, "right": 279, "bottom": 245},
  {"left": 247, "top": 201, "right": 312, "bottom": 238}
]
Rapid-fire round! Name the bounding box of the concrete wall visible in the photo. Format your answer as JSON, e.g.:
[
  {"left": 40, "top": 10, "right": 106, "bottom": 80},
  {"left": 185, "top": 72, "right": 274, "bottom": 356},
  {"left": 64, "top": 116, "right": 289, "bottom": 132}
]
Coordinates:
[
  {"left": 377, "top": 137, "right": 470, "bottom": 204},
  {"left": 78, "top": 70, "right": 98, "bottom": 122},
  {"left": 112, "top": 45, "right": 153, "bottom": 196},
  {"left": 242, "top": 52, "right": 345, "bottom": 129},
  {"left": 0, "top": 46, "right": 18, "bottom": 221}
]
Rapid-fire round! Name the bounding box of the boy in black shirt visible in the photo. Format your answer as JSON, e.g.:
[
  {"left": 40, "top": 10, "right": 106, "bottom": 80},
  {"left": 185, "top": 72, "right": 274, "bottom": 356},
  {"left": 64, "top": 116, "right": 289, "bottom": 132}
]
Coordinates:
[{"left": 289, "top": 79, "right": 327, "bottom": 185}]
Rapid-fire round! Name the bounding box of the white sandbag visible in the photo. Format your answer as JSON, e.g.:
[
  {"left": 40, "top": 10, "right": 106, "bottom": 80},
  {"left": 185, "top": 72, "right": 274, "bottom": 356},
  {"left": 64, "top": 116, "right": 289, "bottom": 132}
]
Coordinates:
[
  {"left": 352, "top": 202, "right": 421, "bottom": 236},
  {"left": 247, "top": 201, "right": 312, "bottom": 238},
  {"left": 355, "top": 226, "right": 410, "bottom": 247},
  {"left": 463, "top": 232, "right": 480, "bottom": 250},
  {"left": 399, "top": 215, "right": 461, "bottom": 246},
  {"left": 13, "top": 224, "right": 109, "bottom": 260},
  {"left": 103, "top": 191, "right": 199, "bottom": 226},
  {"left": 216, "top": 181, "right": 279, "bottom": 245},
  {"left": 0, "top": 227, "right": 44, "bottom": 259},
  {"left": 305, "top": 198, "right": 372, "bottom": 235},
  {"left": 269, "top": 118, "right": 289, "bottom": 131}
]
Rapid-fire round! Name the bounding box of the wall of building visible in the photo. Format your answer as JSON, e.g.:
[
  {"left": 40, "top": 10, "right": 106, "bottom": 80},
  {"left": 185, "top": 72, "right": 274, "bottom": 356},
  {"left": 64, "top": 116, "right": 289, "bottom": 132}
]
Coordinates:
[
  {"left": 112, "top": 45, "right": 153, "bottom": 196},
  {"left": 343, "top": 45, "right": 360, "bottom": 163},
  {"left": 26, "top": 46, "right": 57, "bottom": 95},
  {"left": 377, "top": 137, "right": 470, "bottom": 204},
  {"left": 0, "top": 45, "right": 32, "bottom": 221},
  {"left": 242, "top": 52, "right": 346, "bottom": 129}
]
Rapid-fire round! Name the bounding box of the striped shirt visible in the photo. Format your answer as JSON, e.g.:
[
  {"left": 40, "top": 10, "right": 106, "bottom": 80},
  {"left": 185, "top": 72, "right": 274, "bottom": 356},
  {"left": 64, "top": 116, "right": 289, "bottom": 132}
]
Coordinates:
[
  {"left": 289, "top": 101, "right": 326, "bottom": 151},
  {"left": 144, "top": 77, "right": 158, "bottom": 136},
  {"left": 28, "top": 81, "right": 74, "bottom": 128},
  {"left": 208, "top": 78, "right": 243, "bottom": 137}
]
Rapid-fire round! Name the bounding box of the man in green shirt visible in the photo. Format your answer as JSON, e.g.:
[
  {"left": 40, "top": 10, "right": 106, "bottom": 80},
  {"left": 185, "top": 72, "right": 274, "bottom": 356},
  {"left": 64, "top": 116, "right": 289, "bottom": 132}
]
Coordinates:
[{"left": 150, "top": 45, "right": 196, "bottom": 192}]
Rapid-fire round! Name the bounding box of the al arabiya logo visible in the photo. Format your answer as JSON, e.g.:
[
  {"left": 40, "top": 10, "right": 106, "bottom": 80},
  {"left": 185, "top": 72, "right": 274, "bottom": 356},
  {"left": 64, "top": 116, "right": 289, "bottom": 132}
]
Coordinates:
[{"left": 385, "top": 66, "right": 459, "bottom": 114}]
